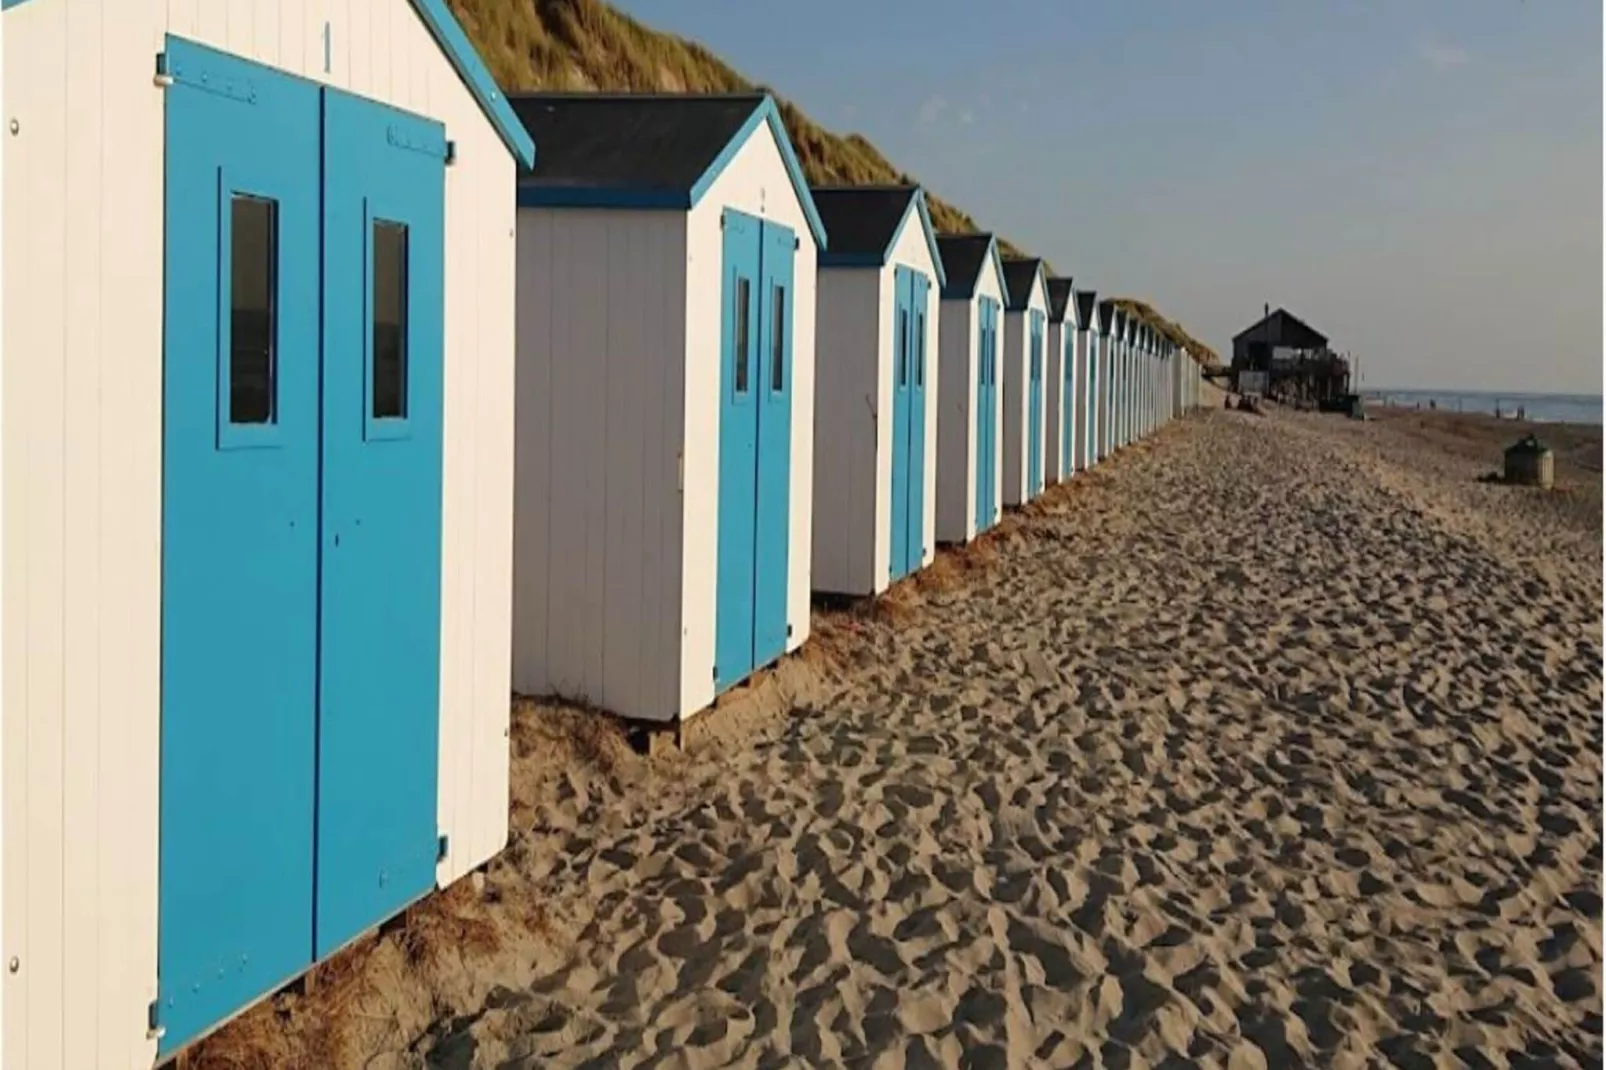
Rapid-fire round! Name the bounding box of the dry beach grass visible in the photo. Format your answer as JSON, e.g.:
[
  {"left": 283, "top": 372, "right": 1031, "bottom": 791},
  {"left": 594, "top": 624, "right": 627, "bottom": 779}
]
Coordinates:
[{"left": 192, "top": 405, "right": 1603, "bottom": 1069}]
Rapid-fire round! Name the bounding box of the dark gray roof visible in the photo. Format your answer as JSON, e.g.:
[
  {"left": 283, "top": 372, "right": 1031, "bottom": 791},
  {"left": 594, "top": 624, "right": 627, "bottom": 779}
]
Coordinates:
[
  {"left": 1232, "top": 307, "right": 1329, "bottom": 348},
  {"left": 810, "top": 186, "right": 916, "bottom": 257},
  {"left": 509, "top": 93, "right": 764, "bottom": 194},
  {"left": 1074, "top": 290, "right": 1098, "bottom": 330},
  {"left": 1001, "top": 257, "right": 1046, "bottom": 311},
  {"left": 935, "top": 233, "right": 996, "bottom": 298},
  {"left": 1045, "top": 277, "right": 1075, "bottom": 323}
]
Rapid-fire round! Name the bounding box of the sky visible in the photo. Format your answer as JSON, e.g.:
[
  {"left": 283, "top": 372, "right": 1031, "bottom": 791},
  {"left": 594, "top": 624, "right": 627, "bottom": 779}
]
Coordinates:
[{"left": 614, "top": 0, "right": 1601, "bottom": 395}]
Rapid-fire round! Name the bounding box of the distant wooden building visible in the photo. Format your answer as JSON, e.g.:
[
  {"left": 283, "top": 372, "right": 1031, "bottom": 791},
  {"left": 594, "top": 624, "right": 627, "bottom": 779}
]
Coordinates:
[
  {"left": 1231, "top": 306, "right": 1350, "bottom": 403},
  {"left": 1044, "top": 276, "right": 1079, "bottom": 485}
]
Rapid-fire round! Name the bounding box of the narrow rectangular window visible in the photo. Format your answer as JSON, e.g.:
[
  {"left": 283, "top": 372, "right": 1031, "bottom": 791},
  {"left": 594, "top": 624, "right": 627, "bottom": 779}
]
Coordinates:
[
  {"left": 897, "top": 309, "right": 909, "bottom": 386},
  {"left": 229, "top": 194, "right": 278, "bottom": 425},
  {"left": 372, "top": 220, "right": 410, "bottom": 420},
  {"left": 734, "top": 277, "right": 751, "bottom": 393},
  {"left": 915, "top": 312, "right": 925, "bottom": 386},
  {"left": 770, "top": 283, "right": 786, "bottom": 392}
]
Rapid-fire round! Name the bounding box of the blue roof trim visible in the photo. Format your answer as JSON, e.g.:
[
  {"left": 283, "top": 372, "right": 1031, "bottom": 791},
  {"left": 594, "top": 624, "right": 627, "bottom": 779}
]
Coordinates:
[
  {"left": 816, "top": 189, "right": 946, "bottom": 289},
  {"left": 515, "top": 186, "right": 687, "bottom": 210},
  {"left": 1, "top": 0, "right": 36, "bottom": 10},
  {"left": 817, "top": 251, "right": 884, "bottom": 268},
  {"left": 408, "top": 0, "right": 535, "bottom": 169},
  {"left": 687, "top": 95, "right": 829, "bottom": 250}
]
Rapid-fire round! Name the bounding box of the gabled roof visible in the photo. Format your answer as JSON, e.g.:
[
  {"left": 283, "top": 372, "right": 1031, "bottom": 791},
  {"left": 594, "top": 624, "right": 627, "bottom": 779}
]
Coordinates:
[
  {"left": 812, "top": 185, "right": 946, "bottom": 289},
  {"left": 1001, "top": 257, "right": 1048, "bottom": 313},
  {"left": 1109, "top": 306, "right": 1127, "bottom": 339},
  {"left": 1045, "top": 277, "right": 1076, "bottom": 325},
  {"left": 1075, "top": 290, "right": 1099, "bottom": 332},
  {"left": 510, "top": 92, "right": 827, "bottom": 247},
  {"left": 1232, "top": 307, "right": 1329, "bottom": 348},
  {"left": 1097, "top": 299, "right": 1116, "bottom": 335},
  {"left": 936, "top": 233, "right": 1008, "bottom": 301}
]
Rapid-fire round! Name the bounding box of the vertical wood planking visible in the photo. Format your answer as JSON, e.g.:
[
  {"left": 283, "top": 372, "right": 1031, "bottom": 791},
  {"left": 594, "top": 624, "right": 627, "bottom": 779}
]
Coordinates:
[
  {"left": 62, "top": 0, "right": 107, "bottom": 1063},
  {"left": 511, "top": 213, "right": 552, "bottom": 699},
  {"left": 18, "top": 3, "right": 70, "bottom": 1067},
  {"left": 102, "top": 0, "right": 166, "bottom": 1059}
]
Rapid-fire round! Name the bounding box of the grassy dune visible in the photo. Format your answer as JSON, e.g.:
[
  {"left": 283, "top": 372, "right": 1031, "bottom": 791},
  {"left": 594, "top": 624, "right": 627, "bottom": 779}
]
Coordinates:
[{"left": 448, "top": 0, "right": 1218, "bottom": 362}]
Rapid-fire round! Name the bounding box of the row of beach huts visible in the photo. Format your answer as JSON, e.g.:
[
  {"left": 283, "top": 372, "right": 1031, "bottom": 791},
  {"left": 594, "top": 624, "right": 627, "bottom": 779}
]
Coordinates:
[{"left": 0, "top": 2, "right": 1204, "bottom": 1067}]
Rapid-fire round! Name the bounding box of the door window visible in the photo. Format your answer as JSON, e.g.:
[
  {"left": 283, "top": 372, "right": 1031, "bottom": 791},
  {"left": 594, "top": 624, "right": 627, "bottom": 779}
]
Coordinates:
[
  {"left": 371, "top": 220, "right": 410, "bottom": 421},
  {"left": 733, "top": 277, "right": 751, "bottom": 394},
  {"left": 770, "top": 282, "right": 787, "bottom": 393}
]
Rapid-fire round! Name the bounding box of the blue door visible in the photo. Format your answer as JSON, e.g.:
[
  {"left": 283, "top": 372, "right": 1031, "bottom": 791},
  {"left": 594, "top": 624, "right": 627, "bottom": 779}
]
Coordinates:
[
  {"left": 159, "top": 38, "right": 446, "bottom": 1054},
  {"left": 160, "top": 38, "right": 321, "bottom": 1053},
  {"left": 907, "top": 273, "right": 929, "bottom": 572},
  {"left": 715, "top": 210, "right": 794, "bottom": 691},
  {"left": 715, "top": 212, "right": 761, "bottom": 690},
  {"left": 1027, "top": 311, "right": 1044, "bottom": 497},
  {"left": 315, "top": 88, "right": 446, "bottom": 958},
  {"left": 889, "top": 268, "right": 930, "bottom": 579},
  {"left": 753, "top": 220, "right": 796, "bottom": 667},
  {"left": 888, "top": 267, "right": 912, "bottom": 580}
]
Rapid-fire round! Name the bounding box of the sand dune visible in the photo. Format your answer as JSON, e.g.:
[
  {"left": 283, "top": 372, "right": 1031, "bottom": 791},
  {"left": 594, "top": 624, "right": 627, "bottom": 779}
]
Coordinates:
[{"left": 197, "top": 406, "right": 1602, "bottom": 1069}]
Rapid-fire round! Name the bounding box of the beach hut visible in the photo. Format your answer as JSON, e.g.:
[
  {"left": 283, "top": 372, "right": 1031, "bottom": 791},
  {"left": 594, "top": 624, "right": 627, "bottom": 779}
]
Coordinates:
[
  {"left": 1073, "top": 290, "right": 1099, "bottom": 472},
  {"left": 1, "top": 2, "right": 535, "bottom": 1064},
  {"left": 1089, "top": 299, "right": 1112, "bottom": 464},
  {"left": 1105, "top": 305, "right": 1126, "bottom": 452},
  {"left": 809, "top": 185, "right": 945, "bottom": 596},
  {"left": 933, "top": 233, "right": 1010, "bottom": 544},
  {"left": 507, "top": 93, "right": 826, "bottom": 725},
  {"left": 1044, "top": 277, "right": 1079, "bottom": 485},
  {"left": 1001, "top": 258, "right": 1051, "bottom": 505}
]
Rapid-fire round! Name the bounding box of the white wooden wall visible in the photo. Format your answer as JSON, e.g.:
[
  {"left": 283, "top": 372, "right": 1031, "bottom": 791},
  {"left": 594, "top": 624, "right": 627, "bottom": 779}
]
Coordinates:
[
  {"left": 511, "top": 208, "right": 687, "bottom": 723},
  {"left": 2, "top": 2, "right": 518, "bottom": 1067},
  {"left": 934, "top": 296, "right": 977, "bottom": 545},
  {"left": 1000, "top": 275, "right": 1047, "bottom": 507},
  {"left": 812, "top": 268, "right": 881, "bottom": 596},
  {"left": 683, "top": 121, "right": 817, "bottom": 721}
]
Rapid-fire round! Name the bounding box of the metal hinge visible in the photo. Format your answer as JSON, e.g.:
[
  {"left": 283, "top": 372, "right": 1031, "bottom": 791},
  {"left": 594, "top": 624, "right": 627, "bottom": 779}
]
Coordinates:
[
  {"left": 147, "top": 999, "right": 166, "bottom": 1041},
  {"left": 445, "top": 141, "right": 457, "bottom": 167},
  {"left": 787, "top": 623, "right": 794, "bottom": 638},
  {"left": 153, "top": 52, "right": 175, "bottom": 88},
  {"left": 436, "top": 834, "right": 449, "bottom": 863},
  {"left": 793, "top": 236, "right": 800, "bottom": 250}
]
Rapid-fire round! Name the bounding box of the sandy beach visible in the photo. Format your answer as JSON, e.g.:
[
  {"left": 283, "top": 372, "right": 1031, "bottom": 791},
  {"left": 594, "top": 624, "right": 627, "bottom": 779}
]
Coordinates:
[{"left": 197, "top": 402, "right": 1603, "bottom": 1070}]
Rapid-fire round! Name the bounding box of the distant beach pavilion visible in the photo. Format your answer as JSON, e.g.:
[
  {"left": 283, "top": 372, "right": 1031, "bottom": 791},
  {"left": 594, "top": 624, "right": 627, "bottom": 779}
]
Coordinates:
[
  {"left": 1001, "top": 257, "right": 1051, "bottom": 504},
  {"left": 1073, "top": 289, "right": 1099, "bottom": 472},
  {"left": 507, "top": 92, "right": 826, "bottom": 724},
  {"left": 809, "top": 185, "right": 945, "bottom": 597},
  {"left": 1044, "top": 276, "right": 1080, "bottom": 485},
  {"left": 933, "top": 233, "right": 1009, "bottom": 544}
]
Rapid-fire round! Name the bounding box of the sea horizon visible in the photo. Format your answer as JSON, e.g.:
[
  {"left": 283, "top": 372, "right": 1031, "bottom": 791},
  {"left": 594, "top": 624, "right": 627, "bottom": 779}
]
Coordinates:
[{"left": 1361, "top": 387, "right": 1602, "bottom": 426}]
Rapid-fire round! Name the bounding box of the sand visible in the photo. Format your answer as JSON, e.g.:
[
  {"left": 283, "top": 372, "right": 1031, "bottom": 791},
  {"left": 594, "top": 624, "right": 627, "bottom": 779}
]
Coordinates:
[{"left": 195, "top": 403, "right": 1603, "bottom": 1070}]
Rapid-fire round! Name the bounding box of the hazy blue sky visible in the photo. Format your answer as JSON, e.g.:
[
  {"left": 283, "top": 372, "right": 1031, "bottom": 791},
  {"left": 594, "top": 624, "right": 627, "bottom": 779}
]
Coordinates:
[{"left": 616, "top": 0, "right": 1600, "bottom": 394}]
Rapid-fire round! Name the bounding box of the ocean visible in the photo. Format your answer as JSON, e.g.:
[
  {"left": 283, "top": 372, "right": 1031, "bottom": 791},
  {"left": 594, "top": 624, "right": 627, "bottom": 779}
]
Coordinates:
[{"left": 1364, "top": 389, "right": 1602, "bottom": 427}]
